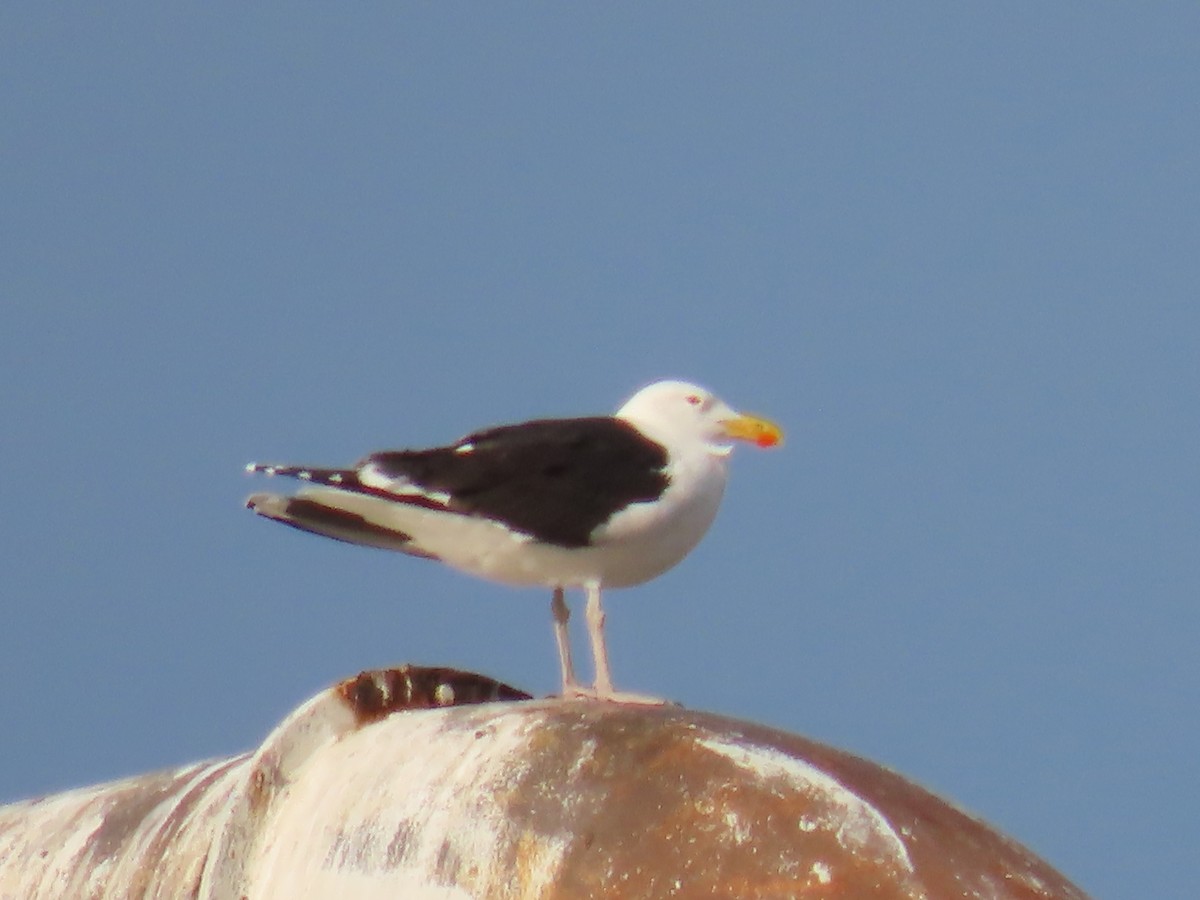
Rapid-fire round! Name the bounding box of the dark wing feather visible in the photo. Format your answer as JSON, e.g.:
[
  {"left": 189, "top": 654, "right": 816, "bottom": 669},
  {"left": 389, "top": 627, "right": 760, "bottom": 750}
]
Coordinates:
[
  {"left": 363, "top": 417, "right": 669, "bottom": 547},
  {"left": 246, "top": 492, "right": 430, "bottom": 555}
]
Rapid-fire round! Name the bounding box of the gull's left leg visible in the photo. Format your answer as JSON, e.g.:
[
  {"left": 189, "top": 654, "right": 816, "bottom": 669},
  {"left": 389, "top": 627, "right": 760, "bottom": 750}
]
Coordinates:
[{"left": 550, "top": 587, "right": 579, "bottom": 694}]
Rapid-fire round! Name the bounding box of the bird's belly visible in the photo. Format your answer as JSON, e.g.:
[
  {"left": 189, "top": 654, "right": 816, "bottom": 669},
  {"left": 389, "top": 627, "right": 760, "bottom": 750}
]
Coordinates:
[
  {"left": 398, "top": 479, "right": 723, "bottom": 590},
  {"left": 582, "top": 482, "right": 724, "bottom": 587}
]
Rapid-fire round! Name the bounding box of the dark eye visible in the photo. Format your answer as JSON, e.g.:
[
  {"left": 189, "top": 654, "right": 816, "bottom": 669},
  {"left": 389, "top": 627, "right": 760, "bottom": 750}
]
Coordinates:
[{"left": 685, "top": 394, "right": 703, "bottom": 406}]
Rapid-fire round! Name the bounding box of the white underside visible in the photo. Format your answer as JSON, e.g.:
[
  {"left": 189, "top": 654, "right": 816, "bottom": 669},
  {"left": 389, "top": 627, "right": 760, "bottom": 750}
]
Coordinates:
[{"left": 296, "top": 450, "right": 729, "bottom": 590}]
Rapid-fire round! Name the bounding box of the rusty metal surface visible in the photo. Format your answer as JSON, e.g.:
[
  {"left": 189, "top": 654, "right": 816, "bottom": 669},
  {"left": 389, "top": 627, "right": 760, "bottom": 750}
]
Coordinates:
[
  {"left": 0, "top": 666, "right": 1089, "bottom": 899},
  {"left": 337, "top": 664, "right": 532, "bottom": 725}
]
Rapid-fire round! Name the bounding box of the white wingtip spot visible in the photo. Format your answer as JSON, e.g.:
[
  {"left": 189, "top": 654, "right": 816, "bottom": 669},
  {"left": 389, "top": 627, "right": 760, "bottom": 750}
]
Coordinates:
[
  {"left": 298, "top": 470, "right": 312, "bottom": 480},
  {"left": 245, "top": 462, "right": 257, "bottom": 474},
  {"left": 329, "top": 473, "right": 344, "bottom": 483}
]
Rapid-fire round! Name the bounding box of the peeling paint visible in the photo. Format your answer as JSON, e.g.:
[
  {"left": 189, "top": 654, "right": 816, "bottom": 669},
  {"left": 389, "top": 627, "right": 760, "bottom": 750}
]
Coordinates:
[
  {"left": 694, "top": 735, "right": 915, "bottom": 873},
  {"left": 0, "top": 666, "right": 1091, "bottom": 900},
  {"left": 811, "top": 860, "right": 833, "bottom": 885}
]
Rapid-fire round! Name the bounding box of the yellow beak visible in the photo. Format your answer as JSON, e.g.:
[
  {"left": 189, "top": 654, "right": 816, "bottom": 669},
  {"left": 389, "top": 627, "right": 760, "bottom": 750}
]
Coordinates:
[{"left": 721, "top": 413, "right": 784, "bottom": 448}]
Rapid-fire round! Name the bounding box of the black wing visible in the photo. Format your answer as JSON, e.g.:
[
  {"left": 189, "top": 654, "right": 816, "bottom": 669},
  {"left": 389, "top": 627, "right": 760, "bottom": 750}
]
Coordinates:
[{"left": 363, "top": 417, "right": 670, "bottom": 547}]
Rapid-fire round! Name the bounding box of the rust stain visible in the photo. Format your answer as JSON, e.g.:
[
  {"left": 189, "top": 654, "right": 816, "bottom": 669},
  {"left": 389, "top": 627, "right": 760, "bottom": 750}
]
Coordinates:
[
  {"left": 336, "top": 665, "right": 532, "bottom": 726},
  {"left": 1, "top": 674, "right": 1089, "bottom": 900}
]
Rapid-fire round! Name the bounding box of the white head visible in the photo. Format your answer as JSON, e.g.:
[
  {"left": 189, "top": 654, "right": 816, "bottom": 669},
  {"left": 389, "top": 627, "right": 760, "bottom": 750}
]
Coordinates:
[{"left": 615, "top": 380, "right": 783, "bottom": 455}]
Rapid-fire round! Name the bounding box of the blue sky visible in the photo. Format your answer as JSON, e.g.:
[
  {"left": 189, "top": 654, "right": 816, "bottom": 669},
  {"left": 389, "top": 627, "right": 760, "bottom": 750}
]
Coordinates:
[{"left": 2, "top": 6, "right": 1196, "bottom": 897}]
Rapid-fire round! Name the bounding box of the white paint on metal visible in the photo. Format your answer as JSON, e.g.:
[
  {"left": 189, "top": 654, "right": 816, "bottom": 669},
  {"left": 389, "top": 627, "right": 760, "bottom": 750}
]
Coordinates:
[
  {"left": 0, "top": 674, "right": 1089, "bottom": 900},
  {"left": 694, "top": 735, "right": 915, "bottom": 873}
]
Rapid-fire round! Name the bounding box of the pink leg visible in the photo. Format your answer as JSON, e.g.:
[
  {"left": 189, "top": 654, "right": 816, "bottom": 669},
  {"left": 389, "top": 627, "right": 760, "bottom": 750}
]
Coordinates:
[
  {"left": 550, "top": 587, "right": 579, "bottom": 694},
  {"left": 584, "top": 582, "right": 615, "bottom": 696},
  {"left": 560, "top": 583, "right": 669, "bottom": 705}
]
